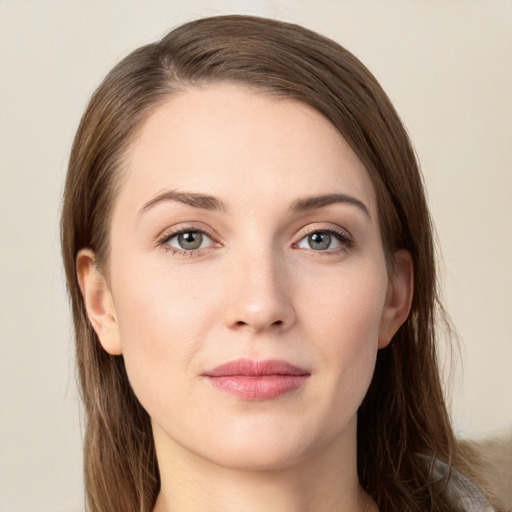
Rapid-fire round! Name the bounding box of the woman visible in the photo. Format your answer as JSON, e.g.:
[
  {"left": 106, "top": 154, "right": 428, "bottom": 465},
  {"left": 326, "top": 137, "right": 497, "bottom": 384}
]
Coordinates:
[{"left": 61, "top": 15, "right": 495, "bottom": 512}]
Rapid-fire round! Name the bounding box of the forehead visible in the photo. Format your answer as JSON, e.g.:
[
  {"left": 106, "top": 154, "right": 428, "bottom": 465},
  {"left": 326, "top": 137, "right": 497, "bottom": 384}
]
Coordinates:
[{"left": 116, "top": 83, "right": 377, "bottom": 217}]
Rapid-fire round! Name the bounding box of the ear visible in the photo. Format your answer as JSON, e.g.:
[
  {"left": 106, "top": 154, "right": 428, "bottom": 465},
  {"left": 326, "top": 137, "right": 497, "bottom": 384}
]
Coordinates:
[
  {"left": 378, "top": 249, "right": 414, "bottom": 349},
  {"left": 76, "top": 249, "right": 122, "bottom": 355}
]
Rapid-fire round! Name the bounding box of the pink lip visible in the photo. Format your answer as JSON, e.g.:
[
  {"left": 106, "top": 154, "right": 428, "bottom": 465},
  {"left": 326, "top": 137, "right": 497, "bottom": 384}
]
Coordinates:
[{"left": 203, "top": 359, "right": 310, "bottom": 400}]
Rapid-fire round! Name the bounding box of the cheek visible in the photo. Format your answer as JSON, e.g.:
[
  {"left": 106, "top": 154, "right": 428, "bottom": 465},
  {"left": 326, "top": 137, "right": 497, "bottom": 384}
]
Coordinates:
[
  {"left": 110, "top": 259, "right": 222, "bottom": 408},
  {"left": 300, "top": 258, "right": 388, "bottom": 341},
  {"left": 300, "top": 263, "right": 387, "bottom": 405}
]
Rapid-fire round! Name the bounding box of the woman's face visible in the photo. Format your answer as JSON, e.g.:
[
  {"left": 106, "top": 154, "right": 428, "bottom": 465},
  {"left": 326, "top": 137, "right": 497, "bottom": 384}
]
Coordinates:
[{"left": 80, "top": 84, "right": 411, "bottom": 471}]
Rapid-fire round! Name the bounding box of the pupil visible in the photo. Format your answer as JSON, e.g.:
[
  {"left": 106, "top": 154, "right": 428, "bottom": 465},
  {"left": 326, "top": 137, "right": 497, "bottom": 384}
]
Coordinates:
[
  {"left": 309, "top": 232, "right": 331, "bottom": 250},
  {"left": 178, "top": 232, "right": 202, "bottom": 250}
]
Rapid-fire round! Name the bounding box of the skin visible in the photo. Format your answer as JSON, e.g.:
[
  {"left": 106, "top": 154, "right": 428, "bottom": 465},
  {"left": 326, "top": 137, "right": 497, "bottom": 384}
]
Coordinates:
[{"left": 78, "top": 84, "right": 413, "bottom": 512}]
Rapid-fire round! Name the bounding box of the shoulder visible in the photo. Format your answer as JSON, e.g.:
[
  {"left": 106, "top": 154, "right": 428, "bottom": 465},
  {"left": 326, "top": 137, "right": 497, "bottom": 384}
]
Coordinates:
[{"left": 431, "top": 459, "right": 496, "bottom": 512}]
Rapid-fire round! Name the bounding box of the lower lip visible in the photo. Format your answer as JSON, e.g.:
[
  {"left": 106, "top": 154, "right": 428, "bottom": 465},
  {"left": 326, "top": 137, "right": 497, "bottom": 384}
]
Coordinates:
[{"left": 206, "top": 375, "right": 309, "bottom": 400}]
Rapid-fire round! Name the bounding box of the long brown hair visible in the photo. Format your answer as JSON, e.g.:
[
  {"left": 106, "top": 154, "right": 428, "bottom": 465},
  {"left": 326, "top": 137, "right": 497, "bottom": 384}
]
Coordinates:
[{"left": 62, "top": 15, "right": 472, "bottom": 512}]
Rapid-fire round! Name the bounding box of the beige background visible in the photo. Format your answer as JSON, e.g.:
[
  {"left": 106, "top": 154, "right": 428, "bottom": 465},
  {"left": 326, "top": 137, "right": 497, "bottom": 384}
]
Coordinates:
[{"left": 1, "top": 0, "right": 510, "bottom": 510}]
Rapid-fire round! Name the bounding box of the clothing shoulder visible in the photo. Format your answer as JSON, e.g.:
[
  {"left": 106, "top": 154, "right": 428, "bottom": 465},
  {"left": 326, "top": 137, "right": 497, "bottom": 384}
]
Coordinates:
[{"left": 431, "top": 458, "right": 496, "bottom": 512}]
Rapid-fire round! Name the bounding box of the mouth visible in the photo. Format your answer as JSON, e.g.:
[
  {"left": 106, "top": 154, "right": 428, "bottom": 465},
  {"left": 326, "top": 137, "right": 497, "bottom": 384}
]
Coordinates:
[{"left": 203, "top": 358, "right": 311, "bottom": 401}]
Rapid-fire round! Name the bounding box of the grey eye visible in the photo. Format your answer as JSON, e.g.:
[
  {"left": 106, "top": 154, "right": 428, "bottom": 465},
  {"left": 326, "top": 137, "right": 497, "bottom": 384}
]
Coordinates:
[
  {"left": 177, "top": 231, "right": 203, "bottom": 250},
  {"left": 166, "top": 231, "right": 213, "bottom": 251},
  {"left": 308, "top": 232, "right": 331, "bottom": 250},
  {"left": 297, "top": 231, "right": 343, "bottom": 251}
]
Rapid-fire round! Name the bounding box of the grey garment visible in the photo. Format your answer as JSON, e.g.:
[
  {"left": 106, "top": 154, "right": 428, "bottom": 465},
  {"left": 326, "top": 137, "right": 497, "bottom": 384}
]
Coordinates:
[{"left": 430, "top": 459, "right": 495, "bottom": 512}]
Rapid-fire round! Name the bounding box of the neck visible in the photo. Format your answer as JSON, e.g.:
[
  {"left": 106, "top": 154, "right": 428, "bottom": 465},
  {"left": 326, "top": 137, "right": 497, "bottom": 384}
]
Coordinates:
[{"left": 152, "top": 418, "right": 377, "bottom": 512}]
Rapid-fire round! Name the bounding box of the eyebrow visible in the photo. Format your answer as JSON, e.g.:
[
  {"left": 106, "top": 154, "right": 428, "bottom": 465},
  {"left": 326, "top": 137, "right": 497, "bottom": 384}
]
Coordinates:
[
  {"left": 139, "top": 190, "right": 227, "bottom": 215},
  {"left": 139, "top": 190, "right": 370, "bottom": 218},
  {"left": 289, "top": 193, "right": 370, "bottom": 218}
]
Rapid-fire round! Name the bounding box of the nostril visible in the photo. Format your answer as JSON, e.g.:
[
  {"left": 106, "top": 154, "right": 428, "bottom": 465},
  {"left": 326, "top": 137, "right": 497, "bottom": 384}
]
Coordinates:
[{"left": 233, "top": 319, "right": 283, "bottom": 329}]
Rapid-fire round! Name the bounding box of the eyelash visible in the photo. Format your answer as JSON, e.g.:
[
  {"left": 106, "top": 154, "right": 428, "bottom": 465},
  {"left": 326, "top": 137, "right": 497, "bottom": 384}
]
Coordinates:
[
  {"left": 157, "top": 226, "right": 219, "bottom": 257},
  {"left": 293, "top": 227, "right": 353, "bottom": 255},
  {"left": 157, "top": 226, "right": 353, "bottom": 258}
]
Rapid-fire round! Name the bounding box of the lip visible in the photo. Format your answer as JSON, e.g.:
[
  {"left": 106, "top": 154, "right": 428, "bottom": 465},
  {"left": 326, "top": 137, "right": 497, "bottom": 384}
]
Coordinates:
[{"left": 203, "top": 358, "right": 310, "bottom": 401}]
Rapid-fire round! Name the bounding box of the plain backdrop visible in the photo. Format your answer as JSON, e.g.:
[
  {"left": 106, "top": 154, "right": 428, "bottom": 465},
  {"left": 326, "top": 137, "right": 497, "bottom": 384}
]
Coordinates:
[{"left": 0, "top": 0, "right": 510, "bottom": 510}]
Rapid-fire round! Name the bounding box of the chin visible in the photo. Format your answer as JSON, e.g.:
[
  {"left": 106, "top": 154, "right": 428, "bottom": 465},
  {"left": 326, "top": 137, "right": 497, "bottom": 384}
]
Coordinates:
[
  {"left": 197, "top": 415, "right": 344, "bottom": 473},
  {"left": 205, "top": 437, "right": 312, "bottom": 472}
]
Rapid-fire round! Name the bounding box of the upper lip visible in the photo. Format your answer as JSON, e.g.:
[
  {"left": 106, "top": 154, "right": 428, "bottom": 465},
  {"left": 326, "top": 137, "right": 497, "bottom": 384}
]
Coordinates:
[{"left": 204, "top": 358, "right": 310, "bottom": 377}]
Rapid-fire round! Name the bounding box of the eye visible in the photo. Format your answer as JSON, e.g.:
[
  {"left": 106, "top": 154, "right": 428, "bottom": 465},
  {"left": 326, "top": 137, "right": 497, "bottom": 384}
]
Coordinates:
[
  {"left": 162, "top": 229, "right": 214, "bottom": 252},
  {"left": 295, "top": 229, "right": 351, "bottom": 251}
]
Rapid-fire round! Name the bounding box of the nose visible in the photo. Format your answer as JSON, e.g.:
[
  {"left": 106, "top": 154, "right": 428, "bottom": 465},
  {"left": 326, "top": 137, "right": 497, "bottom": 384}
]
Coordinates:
[{"left": 222, "top": 249, "right": 296, "bottom": 334}]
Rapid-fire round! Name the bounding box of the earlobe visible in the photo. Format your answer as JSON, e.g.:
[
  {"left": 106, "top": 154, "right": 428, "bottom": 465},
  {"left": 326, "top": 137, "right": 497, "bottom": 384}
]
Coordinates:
[
  {"left": 76, "top": 249, "right": 122, "bottom": 355},
  {"left": 378, "top": 250, "right": 414, "bottom": 349}
]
